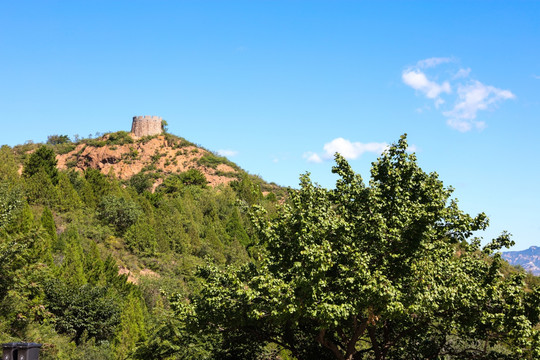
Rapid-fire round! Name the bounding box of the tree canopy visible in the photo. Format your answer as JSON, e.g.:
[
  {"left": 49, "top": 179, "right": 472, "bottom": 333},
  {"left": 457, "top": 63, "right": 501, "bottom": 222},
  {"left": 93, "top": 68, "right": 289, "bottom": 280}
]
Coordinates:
[{"left": 179, "top": 135, "right": 540, "bottom": 360}]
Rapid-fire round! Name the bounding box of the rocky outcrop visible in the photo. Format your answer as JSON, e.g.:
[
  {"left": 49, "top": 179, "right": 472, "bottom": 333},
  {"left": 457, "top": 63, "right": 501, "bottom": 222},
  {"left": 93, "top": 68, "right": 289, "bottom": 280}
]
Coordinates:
[{"left": 56, "top": 134, "right": 238, "bottom": 187}]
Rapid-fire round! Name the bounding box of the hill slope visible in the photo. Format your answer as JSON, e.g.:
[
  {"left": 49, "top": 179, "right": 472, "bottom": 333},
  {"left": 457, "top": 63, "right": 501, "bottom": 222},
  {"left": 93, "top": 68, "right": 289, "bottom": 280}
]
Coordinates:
[
  {"left": 1, "top": 130, "right": 284, "bottom": 358},
  {"left": 55, "top": 132, "right": 240, "bottom": 187}
]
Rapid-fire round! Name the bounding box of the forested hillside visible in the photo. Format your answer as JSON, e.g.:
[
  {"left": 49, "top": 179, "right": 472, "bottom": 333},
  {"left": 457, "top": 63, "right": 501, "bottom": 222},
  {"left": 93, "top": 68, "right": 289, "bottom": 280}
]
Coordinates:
[
  {"left": 1, "top": 132, "right": 539, "bottom": 359},
  {"left": 0, "top": 131, "right": 281, "bottom": 359}
]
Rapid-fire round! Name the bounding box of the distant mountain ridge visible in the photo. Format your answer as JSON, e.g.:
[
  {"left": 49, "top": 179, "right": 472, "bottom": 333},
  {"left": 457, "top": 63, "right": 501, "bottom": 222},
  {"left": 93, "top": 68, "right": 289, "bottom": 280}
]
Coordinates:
[{"left": 501, "top": 246, "right": 540, "bottom": 275}]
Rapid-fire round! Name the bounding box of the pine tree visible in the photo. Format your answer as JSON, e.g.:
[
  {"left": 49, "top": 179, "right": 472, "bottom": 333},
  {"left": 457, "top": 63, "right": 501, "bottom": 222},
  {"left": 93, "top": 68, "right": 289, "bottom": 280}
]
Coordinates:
[
  {"left": 57, "top": 227, "right": 86, "bottom": 287},
  {"left": 23, "top": 145, "right": 59, "bottom": 184},
  {"left": 55, "top": 172, "right": 82, "bottom": 212},
  {"left": 39, "top": 206, "right": 56, "bottom": 263},
  {"left": 113, "top": 290, "right": 147, "bottom": 359}
]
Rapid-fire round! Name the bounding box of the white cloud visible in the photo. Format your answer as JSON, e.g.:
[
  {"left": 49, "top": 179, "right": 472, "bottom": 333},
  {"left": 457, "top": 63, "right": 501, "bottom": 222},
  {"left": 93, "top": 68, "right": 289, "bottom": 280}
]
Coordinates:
[
  {"left": 443, "top": 80, "right": 515, "bottom": 131},
  {"left": 417, "top": 57, "right": 453, "bottom": 69},
  {"left": 407, "top": 144, "right": 419, "bottom": 153},
  {"left": 415, "top": 104, "right": 433, "bottom": 114},
  {"left": 303, "top": 152, "right": 322, "bottom": 163},
  {"left": 217, "top": 149, "right": 238, "bottom": 157},
  {"left": 445, "top": 119, "right": 473, "bottom": 132},
  {"left": 533, "top": 74, "right": 540, "bottom": 80},
  {"left": 402, "top": 70, "right": 452, "bottom": 100},
  {"left": 305, "top": 138, "right": 419, "bottom": 163},
  {"left": 322, "top": 138, "right": 387, "bottom": 160},
  {"left": 403, "top": 57, "right": 515, "bottom": 132},
  {"left": 454, "top": 68, "right": 471, "bottom": 79}
]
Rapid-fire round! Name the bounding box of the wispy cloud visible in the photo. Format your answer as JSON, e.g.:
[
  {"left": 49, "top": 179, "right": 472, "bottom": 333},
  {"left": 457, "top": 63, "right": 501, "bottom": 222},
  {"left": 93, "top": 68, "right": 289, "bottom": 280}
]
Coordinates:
[
  {"left": 533, "top": 74, "right": 540, "bottom": 80},
  {"left": 402, "top": 57, "right": 515, "bottom": 132},
  {"left": 454, "top": 68, "right": 471, "bottom": 79},
  {"left": 217, "top": 149, "right": 238, "bottom": 157},
  {"left": 417, "top": 57, "right": 453, "bottom": 69},
  {"left": 303, "top": 152, "right": 323, "bottom": 163},
  {"left": 305, "top": 138, "right": 387, "bottom": 163},
  {"left": 407, "top": 144, "right": 419, "bottom": 153},
  {"left": 443, "top": 81, "right": 515, "bottom": 132}
]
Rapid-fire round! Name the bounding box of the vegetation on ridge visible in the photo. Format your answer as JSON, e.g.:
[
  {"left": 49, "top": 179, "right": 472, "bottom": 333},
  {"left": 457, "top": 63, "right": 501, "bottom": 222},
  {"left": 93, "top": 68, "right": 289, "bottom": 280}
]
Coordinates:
[{"left": 0, "top": 133, "right": 538, "bottom": 359}]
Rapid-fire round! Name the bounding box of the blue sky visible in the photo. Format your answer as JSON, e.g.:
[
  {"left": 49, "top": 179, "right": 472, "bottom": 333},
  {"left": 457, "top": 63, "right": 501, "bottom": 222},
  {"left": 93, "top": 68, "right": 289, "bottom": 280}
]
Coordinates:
[{"left": 1, "top": 1, "right": 539, "bottom": 250}]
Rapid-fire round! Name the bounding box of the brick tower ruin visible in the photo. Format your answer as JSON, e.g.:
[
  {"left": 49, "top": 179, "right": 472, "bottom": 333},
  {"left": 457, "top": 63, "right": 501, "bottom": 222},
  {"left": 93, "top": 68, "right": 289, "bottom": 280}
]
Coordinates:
[{"left": 131, "top": 116, "right": 163, "bottom": 137}]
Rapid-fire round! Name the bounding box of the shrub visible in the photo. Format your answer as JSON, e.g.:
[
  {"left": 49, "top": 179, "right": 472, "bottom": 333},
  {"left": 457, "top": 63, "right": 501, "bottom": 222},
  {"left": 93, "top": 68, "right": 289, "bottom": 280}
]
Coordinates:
[
  {"left": 106, "top": 131, "right": 134, "bottom": 146},
  {"left": 197, "top": 153, "right": 223, "bottom": 169},
  {"left": 65, "top": 159, "right": 77, "bottom": 168},
  {"left": 129, "top": 173, "right": 153, "bottom": 194},
  {"left": 47, "top": 134, "right": 71, "bottom": 145},
  {"left": 198, "top": 152, "right": 240, "bottom": 171},
  {"left": 178, "top": 169, "right": 207, "bottom": 187}
]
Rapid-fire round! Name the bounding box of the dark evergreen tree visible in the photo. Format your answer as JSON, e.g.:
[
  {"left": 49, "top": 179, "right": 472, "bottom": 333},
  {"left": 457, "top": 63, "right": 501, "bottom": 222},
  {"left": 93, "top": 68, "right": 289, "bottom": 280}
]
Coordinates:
[{"left": 23, "top": 145, "right": 59, "bottom": 184}]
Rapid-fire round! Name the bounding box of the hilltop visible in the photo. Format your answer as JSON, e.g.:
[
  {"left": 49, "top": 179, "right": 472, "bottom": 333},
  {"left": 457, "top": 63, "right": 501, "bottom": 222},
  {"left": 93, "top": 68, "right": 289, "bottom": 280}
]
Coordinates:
[
  {"left": 14, "top": 130, "right": 283, "bottom": 196},
  {"left": 55, "top": 132, "right": 239, "bottom": 188}
]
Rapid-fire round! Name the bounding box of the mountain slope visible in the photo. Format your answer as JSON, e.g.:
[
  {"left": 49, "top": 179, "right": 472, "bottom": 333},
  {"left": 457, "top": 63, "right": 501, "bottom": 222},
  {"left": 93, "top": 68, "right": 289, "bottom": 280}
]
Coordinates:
[{"left": 502, "top": 246, "right": 540, "bottom": 275}]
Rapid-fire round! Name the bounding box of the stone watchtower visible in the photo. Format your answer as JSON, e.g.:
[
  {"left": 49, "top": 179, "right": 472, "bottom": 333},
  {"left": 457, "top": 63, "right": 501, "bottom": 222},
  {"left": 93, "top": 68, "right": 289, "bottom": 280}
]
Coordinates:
[{"left": 131, "top": 116, "right": 163, "bottom": 137}]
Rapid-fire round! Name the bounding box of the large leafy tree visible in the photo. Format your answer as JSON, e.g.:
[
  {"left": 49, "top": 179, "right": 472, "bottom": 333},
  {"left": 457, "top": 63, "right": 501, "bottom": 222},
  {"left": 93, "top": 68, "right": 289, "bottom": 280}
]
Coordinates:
[
  {"left": 44, "top": 280, "right": 121, "bottom": 345},
  {"left": 182, "top": 135, "right": 540, "bottom": 359}
]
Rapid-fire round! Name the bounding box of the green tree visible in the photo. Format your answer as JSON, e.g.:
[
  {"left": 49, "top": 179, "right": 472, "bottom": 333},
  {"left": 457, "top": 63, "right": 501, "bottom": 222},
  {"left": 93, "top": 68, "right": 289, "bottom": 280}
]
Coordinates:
[
  {"left": 161, "top": 119, "right": 169, "bottom": 133},
  {"left": 156, "top": 174, "right": 184, "bottom": 194},
  {"left": 57, "top": 227, "right": 87, "bottom": 287},
  {"left": 40, "top": 207, "right": 57, "bottom": 243},
  {"left": 39, "top": 206, "right": 56, "bottom": 263},
  {"left": 157, "top": 169, "right": 208, "bottom": 194},
  {"left": 183, "top": 135, "right": 540, "bottom": 360},
  {"left": 124, "top": 217, "right": 157, "bottom": 256},
  {"left": 230, "top": 174, "right": 263, "bottom": 206},
  {"left": 130, "top": 172, "right": 153, "bottom": 194},
  {"left": 0, "top": 182, "right": 24, "bottom": 231},
  {"left": 46, "top": 134, "right": 71, "bottom": 145},
  {"left": 24, "top": 168, "right": 58, "bottom": 205},
  {"left": 44, "top": 280, "right": 121, "bottom": 345},
  {"left": 97, "top": 195, "right": 143, "bottom": 234},
  {"left": 178, "top": 169, "right": 207, "bottom": 187},
  {"left": 84, "top": 240, "right": 105, "bottom": 286},
  {"left": 23, "top": 145, "right": 59, "bottom": 184},
  {"left": 55, "top": 172, "right": 83, "bottom": 211},
  {"left": 0, "top": 145, "right": 20, "bottom": 183},
  {"left": 225, "top": 207, "right": 250, "bottom": 247},
  {"left": 84, "top": 167, "right": 112, "bottom": 201},
  {"left": 0, "top": 228, "right": 40, "bottom": 303},
  {"left": 113, "top": 290, "right": 147, "bottom": 359}
]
